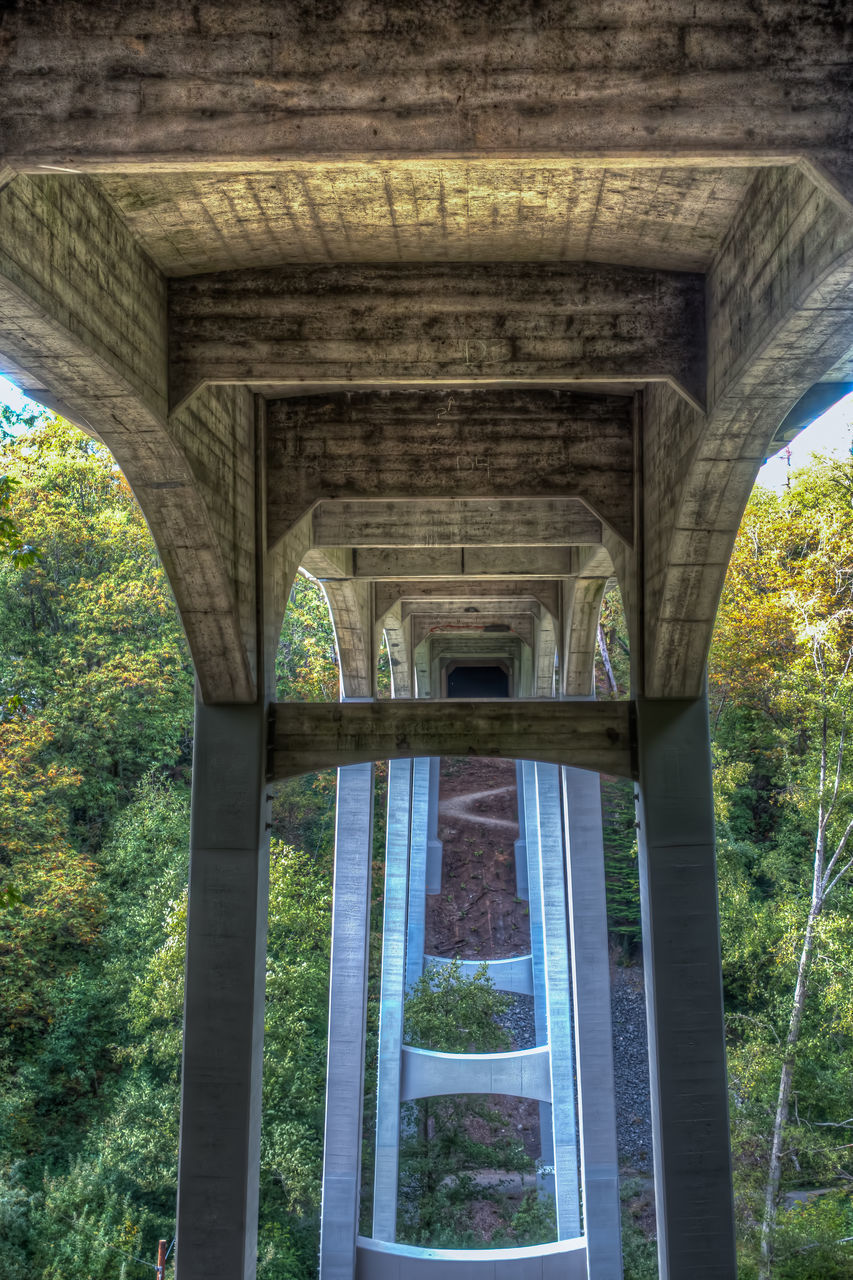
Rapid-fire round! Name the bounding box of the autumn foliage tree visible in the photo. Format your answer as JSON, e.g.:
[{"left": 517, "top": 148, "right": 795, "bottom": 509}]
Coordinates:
[{"left": 710, "top": 457, "right": 853, "bottom": 1278}]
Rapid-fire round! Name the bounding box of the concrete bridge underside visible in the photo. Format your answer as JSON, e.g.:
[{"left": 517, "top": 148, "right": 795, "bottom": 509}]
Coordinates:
[{"left": 2, "top": 4, "right": 853, "bottom": 1276}]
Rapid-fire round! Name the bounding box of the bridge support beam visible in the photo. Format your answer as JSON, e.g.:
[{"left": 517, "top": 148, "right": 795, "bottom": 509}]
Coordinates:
[
  {"left": 635, "top": 695, "right": 736, "bottom": 1280},
  {"left": 320, "top": 763, "right": 375, "bottom": 1280},
  {"left": 563, "top": 765, "right": 622, "bottom": 1280},
  {"left": 176, "top": 698, "right": 270, "bottom": 1280}
]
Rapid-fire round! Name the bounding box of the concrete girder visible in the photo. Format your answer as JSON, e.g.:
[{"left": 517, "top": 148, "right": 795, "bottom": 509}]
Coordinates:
[
  {"left": 349, "top": 548, "right": 590, "bottom": 580},
  {"left": 0, "top": 173, "right": 258, "bottom": 703},
  {"left": 399, "top": 599, "right": 543, "bottom": 622},
  {"left": 374, "top": 580, "right": 562, "bottom": 624},
  {"left": 169, "top": 264, "right": 704, "bottom": 413},
  {"left": 269, "top": 699, "right": 635, "bottom": 780},
  {"left": 644, "top": 165, "right": 853, "bottom": 696},
  {"left": 265, "top": 388, "right": 634, "bottom": 546},
  {"left": 410, "top": 613, "right": 535, "bottom": 655},
  {"left": 311, "top": 498, "right": 602, "bottom": 551}
]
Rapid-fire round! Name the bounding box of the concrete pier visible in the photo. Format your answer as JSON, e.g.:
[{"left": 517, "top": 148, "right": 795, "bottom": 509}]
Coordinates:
[
  {"left": 176, "top": 699, "right": 270, "bottom": 1280},
  {"left": 534, "top": 764, "right": 581, "bottom": 1240},
  {"left": 635, "top": 697, "right": 736, "bottom": 1280},
  {"left": 320, "top": 763, "right": 376, "bottom": 1280},
  {"left": 373, "top": 759, "right": 414, "bottom": 1243},
  {"left": 562, "top": 765, "right": 622, "bottom": 1280}
]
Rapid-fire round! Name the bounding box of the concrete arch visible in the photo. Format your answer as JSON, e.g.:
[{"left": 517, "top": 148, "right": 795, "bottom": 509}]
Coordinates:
[
  {"left": 320, "top": 578, "right": 376, "bottom": 699},
  {"left": 647, "top": 166, "right": 853, "bottom": 696}
]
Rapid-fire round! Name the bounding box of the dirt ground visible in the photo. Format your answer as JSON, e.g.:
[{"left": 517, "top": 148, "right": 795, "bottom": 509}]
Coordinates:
[{"left": 425, "top": 756, "right": 532, "bottom": 960}]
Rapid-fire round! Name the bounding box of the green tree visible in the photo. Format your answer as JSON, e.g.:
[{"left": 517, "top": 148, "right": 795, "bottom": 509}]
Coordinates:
[{"left": 710, "top": 457, "right": 853, "bottom": 1277}]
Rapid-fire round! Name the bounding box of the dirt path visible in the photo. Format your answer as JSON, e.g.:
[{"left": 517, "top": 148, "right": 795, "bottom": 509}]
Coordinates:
[{"left": 425, "top": 756, "right": 531, "bottom": 961}]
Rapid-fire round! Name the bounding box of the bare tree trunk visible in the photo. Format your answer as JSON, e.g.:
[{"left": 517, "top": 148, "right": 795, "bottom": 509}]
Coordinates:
[
  {"left": 758, "top": 903, "right": 821, "bottom": 1279},
  {"left": 597, "top": 623, "right": 618, "bottom": 695},
  {"left": 759, "top": 712, "right": 833, "bottom": 1278}
]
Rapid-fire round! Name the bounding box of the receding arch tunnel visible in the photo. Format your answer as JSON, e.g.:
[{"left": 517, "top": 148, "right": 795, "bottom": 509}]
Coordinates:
[{"left": 446, "top": 662, "right": 510, "bottom": 698}]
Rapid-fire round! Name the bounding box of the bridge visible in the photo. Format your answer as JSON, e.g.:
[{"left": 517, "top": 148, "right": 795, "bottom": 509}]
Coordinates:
[{"left": 2, "top": 3, "right": 853, "bottom": 1276}]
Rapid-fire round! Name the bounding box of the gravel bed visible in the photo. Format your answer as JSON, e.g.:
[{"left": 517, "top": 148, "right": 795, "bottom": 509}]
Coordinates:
[
  {"left": 611, "top": 964, "right": 653, "bottom": 1170},
  {"left": 494, "top": 968, "right": 652, "bottom": 1172},
  {"left": 498, "top": 992, "right": 537, "bottom": 1049}
]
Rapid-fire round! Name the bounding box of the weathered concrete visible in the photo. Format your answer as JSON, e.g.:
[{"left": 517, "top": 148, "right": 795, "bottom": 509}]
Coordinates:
[
  {"left": 169, "top": 264, "right": 704, "bottom": 411},
  {"left": 0, "top": 174, "right": 259, "bottom": 702},
  {"left": 311, "top": 499, "right": 603, "bottom": 553},
  {"left": 269, "top": 700, "right": 635, "bottom": 780},
  {"left": 177, "top": 699, "right": 269, "bottom": 1280},
  {"left": 635, "top": 696, "right": 736, "bottom": 1280},
  {"left": 267, "top": 390, "right": 634, "bottom": 544},
  {"left": 320, "top": 764, "right": 375, "bottom": 1280}
]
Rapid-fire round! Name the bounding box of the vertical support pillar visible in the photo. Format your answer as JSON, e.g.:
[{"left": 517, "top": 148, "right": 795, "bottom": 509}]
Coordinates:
[
  {"left": 514, "top": 760, "right": 529, "bottom": 900},
  {"left": 176, "top": 698, "right": 269, "bottom": 1280},
  {"left": 405, "top": 756, "right": 431, "bottom": 991},
  {"left": 424, "top": 757, "right": 443, "bottom": 894},
  {"left": 535, "top": 763, "right": 581, "bottom": 1240},
  {"left": 522, "top": 760, "right": 555, "bottom": 1201},
  {"left": 635, "top": 695, "right": 736, "bottom": 1280},
  {"left": 320, "top": 762, "right": 375, "bottom": 1280},
  {"left": 563, "top": 765, "right": 623, "bottom": 1279},
  {"left": 373, "top": 758, "right": 413, "bottom": 1242}
]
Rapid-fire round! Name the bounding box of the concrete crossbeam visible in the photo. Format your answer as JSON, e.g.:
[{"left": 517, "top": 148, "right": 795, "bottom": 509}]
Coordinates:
[
  {"left": 266, "top": 389, "right": 634, "bottom": 545},
  {"left": 401, "top": 1045, "right": 552, "bottom": 1104},
  {"left": 169, "top": 263, "right": 704, "bottom": 410},
  {"left": 376, "top": 581, "right": 561, "bottom": 624},
  {"left": 348, "top": 547, "right": 595, "bottom": 580},
  {"left": 355, "top": 1235, "right": 588, "bottom": 1280},
  {"left": 311, "top": 499, "right": 602, "bottom": 551},
  {"left": 269, "top": 699, "right": 636, "bottom": 781}
]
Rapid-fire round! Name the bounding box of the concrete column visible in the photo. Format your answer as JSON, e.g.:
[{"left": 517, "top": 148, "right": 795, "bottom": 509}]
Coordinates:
[
  {"left": 522, "top": 760, "right": 555, "bottom": 1201},
  {"left": 373, "top": 758, "right": 413, "bottom": 1242},
  {"left": 562, "top": 765, "right": 622, "bottom": 1280},
  {"left": 176, "top": 698, "right": 269, "bottom": 1280},
  {"left": 514, "top": 760, "right": 529, "bottom": 900},
  {"left": 635, "top": 695, "right": 736, "bottom": 1280},
  {"left": 535, "top": 764, "right": 581, "bottom": 1240},
  {"left": 405, "top": 756, "right": 432, "bottom": 990},
  {"left": 320, "top": 762, "right": 375, "bottom": 1280},
  {"left": 424, "top": 757, "right": 443, "bottom": 894}
]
